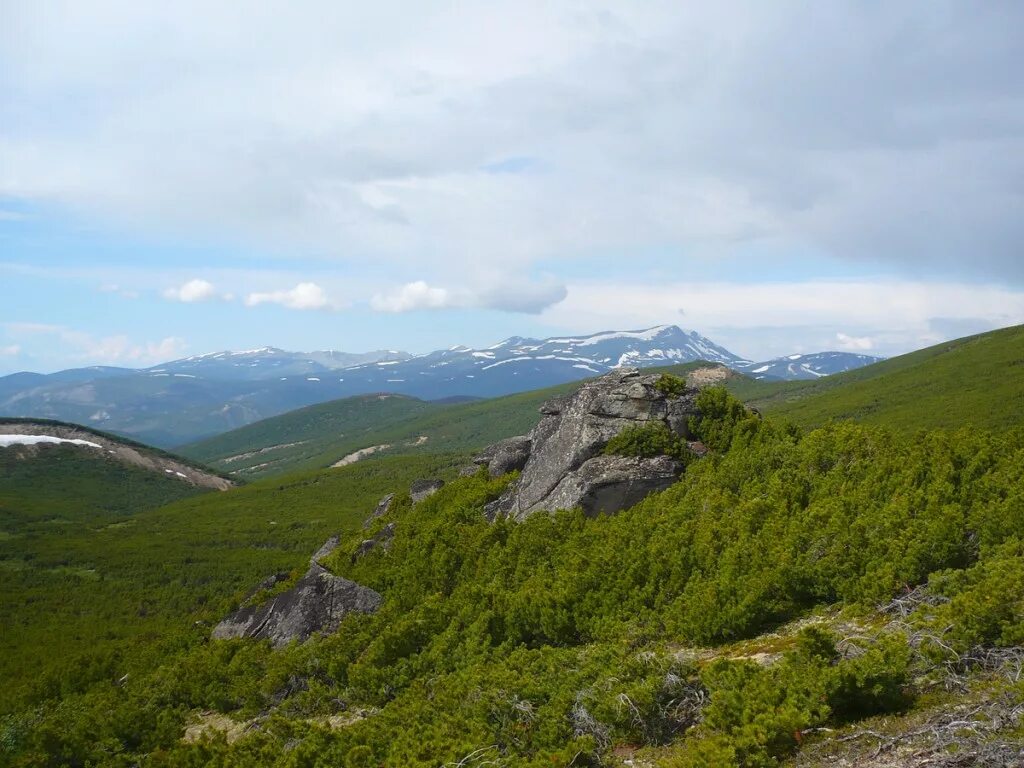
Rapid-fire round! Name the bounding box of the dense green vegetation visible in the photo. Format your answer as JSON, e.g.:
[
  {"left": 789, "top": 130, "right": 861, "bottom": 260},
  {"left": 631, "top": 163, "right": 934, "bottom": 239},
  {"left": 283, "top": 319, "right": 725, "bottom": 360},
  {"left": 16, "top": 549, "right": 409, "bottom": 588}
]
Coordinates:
[
  {"left": 733, "top": 323, "right": 1024, "bottom": 432},
  {"left": 0, "top": 449, "right": 463, "bottom": 718},
  {"left": 5, "top": 386, "right": 1023, "bottom": 766},
  {"left": 184, "top": 366, "right": 717, "bottom": 480},
  {"left": 182, "top": 382, "right": 585, "bottom": 478}
]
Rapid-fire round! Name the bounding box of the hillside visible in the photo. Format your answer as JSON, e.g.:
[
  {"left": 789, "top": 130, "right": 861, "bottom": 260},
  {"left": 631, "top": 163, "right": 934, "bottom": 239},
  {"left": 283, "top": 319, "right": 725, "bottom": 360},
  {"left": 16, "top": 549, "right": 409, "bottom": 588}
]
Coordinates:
[
  {"left": 0, "top": 452, "right": 464, "bottom": 717},
  {"left": 0, "top": 418, "right": 234, "bottom": 489},
  {"left": 0, "top": 325, "right": 880, "bottom": 447},
  {"left": 182, "top": 364, "right": 725, "bottom": 478},
  {"left": 736, "top": 323, "right": 1024, "bottom": 431},
  {"left": 4, "top": 374, "right": 1023, "bottom": 766}
]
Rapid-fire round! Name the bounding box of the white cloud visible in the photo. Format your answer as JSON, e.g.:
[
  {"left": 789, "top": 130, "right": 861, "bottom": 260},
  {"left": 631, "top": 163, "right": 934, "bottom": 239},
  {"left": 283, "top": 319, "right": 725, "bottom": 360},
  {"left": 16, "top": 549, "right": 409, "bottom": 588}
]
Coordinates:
[
  {"left": 2, "top": 3, "right": 1022, "bottom": 281},
  {"left": 3, "top": 323, "right": 187, "bottom": 365},
  {"left": 162, "top": 278, "right": 218, "bottom": 303},
  {"left": 836, "top": 332, "right": 874, "bottom": 351},
  {"left": 99, "top": 283, "right": 139, "bottom": 299},
  {"left": 0, "top": 344, "right": 21, "bottom": 356},
  {"left": 371, "top": 281, "right": 451, "bottom": 313},
  {"left": 539, "top": 279, "right": 1024, "bottom": 358},
  {"left": 370, "top": 277, "right": 567, "bottom": 314},
  {"left": 245, "top": 282, "right": 331, "bottom": 310}
]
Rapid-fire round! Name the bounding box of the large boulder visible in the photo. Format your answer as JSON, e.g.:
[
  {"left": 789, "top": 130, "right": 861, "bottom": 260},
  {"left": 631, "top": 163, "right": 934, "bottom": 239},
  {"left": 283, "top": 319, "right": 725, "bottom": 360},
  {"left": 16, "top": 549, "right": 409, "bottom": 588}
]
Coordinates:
[
  {"left": 484, "top": 368, "right": 699, "bottom": 520},
  {"left": 538, "top": 455, "right": 684, "bottom": 517},
  {"left": 213, "top": 537, "right": 382, "bottom": 648}
]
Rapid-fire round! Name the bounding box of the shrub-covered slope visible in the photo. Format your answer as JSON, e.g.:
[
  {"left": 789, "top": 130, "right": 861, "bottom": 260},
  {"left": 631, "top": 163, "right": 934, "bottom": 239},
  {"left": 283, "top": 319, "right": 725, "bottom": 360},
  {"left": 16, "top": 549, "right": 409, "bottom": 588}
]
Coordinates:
[
  {"left": 0, "top": 451, "right": 464, "bottom": 719},
  {"left": 734, "top": 323, "right": 1024, "bottom": 432},
  {"left": 6, "top": 388, "right": 1023, "bottom": 767},
  {"left": 182, "top": 364, "right": 716, "bottom": 479}
]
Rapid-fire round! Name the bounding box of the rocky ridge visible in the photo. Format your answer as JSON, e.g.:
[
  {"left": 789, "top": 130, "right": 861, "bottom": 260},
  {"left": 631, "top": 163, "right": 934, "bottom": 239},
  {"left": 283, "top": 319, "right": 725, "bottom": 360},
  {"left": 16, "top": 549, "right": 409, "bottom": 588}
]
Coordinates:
[{"left": 480, "top": 368, "right": 702, "bottom": 520}]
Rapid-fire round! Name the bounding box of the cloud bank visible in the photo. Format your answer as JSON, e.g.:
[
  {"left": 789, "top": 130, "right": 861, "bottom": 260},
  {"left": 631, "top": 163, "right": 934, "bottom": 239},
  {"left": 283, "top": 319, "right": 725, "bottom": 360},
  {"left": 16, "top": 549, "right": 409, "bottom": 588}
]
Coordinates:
[{"left": 2, "top": 1, "right": 1023, "bottom": 283}]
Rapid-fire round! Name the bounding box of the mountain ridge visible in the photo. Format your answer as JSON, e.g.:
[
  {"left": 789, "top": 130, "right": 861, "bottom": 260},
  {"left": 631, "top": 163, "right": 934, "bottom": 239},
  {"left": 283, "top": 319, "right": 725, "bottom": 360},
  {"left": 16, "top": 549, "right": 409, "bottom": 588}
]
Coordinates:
[{"left": 0, "top": 325, "right": 881, "bottom": 446}]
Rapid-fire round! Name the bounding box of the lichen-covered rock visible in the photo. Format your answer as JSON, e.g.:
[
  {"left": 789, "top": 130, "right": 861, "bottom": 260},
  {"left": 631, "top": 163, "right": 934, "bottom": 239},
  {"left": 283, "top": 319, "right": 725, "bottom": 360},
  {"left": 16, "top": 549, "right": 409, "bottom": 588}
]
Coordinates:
[
  {"left": 212, "top": 565, "right": 381, "bottom": 648},
  {"left": 212, "top": 535, "right": 382, "bottom": 647},
  {"left": 538, "top": 455, "right": 683, "bottom": 517},
  {"left": 473, "top": 436, "right": 532, "bottom": 478},
  {"left": 410, "top": 479, "right": 444, "bottom": 502},
  {"left": 484, "top": 368, "right": 698, "bottom": 520}
]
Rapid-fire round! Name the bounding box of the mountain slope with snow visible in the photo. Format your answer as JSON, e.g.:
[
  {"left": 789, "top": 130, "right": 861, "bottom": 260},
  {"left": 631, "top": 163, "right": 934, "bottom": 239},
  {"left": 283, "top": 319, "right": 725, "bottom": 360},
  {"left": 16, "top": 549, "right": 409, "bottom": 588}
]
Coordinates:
[
  {"left": 0, "top": 326, "right": 882, "bottom": 446},
  {"left": 737, "top": 351, "right": 883, "bottom": 381}
]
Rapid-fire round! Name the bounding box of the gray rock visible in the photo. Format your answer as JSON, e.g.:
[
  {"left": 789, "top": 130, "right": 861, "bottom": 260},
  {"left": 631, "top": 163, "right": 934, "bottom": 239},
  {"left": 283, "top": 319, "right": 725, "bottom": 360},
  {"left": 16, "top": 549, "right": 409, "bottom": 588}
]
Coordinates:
[
  {"left": 362, "top": 493, "right": 394, "bottom": 529},
  {"left": 410, "top": 479, "right": 444, "bottom": 503},
  {"left": 212, "top": 564, "right": 381, "bottom": 648},
  {"left": 484, "top": 368, "right": 698, "bottom": 520},
  {"left": 473, "top": 436, "right": 532, "bottom": 478},
  {"left": 538, "top": 455, "right": 683, "bottom": 517},
  {"left": 458, "top": 463, "right": 481, "bottom": 477},
  {"left": 354, "top": 522, "right": 396, "bottom": 560},
  {"left": 309, "top": 535, "right": 340, "bottom": 565},
  {"left": 241, "top": 571, "right": 290, "bottom": 606}
]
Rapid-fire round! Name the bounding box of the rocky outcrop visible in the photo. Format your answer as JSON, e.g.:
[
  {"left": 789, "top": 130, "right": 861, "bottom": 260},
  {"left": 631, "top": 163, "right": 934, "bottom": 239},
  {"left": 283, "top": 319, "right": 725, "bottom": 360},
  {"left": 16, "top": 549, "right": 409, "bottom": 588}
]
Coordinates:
[
  {"left": 354, "top": 522, "right": 396, "bottom": 560},
  {"left": 309, "top": 535, "right": 339, "bottom": 564},
  {"left": 537, "top": 455, "right": 684, "bottom": 516},
  {"left": 213, "top": 536, "right": 381, "bottom": 647},
  {"left": 480, "top": 369, "right": 701, "bottom": 520},
  {"left": 362, "top": 494, "right": 394, "bottom": 529},
  {"left": 473, "top": 436, "right": 532, "bottom": 478},
  {"left": 410, "top": 479, "right": 444, "bottom": 502}
]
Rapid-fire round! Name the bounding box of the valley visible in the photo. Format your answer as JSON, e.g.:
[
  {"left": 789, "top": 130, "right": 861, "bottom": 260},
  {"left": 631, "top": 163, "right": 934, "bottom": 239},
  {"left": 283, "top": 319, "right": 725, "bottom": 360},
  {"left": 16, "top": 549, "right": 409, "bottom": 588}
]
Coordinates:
[{"left": 1, "top": 324, "right": 1023, "bottom": 766}]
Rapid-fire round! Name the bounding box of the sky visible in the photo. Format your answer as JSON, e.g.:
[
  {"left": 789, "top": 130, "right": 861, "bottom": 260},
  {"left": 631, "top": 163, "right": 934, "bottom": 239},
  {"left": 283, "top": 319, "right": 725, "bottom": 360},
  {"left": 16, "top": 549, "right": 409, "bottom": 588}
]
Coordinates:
[{"left": 2, "top": 1, "right": 1023, "bottom": 374}]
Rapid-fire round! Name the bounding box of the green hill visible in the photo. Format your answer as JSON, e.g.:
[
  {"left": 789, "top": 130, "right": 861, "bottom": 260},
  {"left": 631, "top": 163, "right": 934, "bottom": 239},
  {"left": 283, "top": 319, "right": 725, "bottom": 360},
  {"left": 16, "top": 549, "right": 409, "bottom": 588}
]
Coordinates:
[
  {"left": 182, "top": 363, "right": 715, "bottom": 479},
  {"left": 0, "top": 448, "right": 463, "bottom": 716},
  {"left": 732, "top": 323, "right": 1024, "bottom": 432}
]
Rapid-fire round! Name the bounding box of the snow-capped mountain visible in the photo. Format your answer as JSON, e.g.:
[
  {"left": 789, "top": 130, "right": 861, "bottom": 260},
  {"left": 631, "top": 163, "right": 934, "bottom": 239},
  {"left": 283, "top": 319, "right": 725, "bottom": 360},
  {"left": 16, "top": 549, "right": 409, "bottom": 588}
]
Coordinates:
[
  {"left": 0, "top": 325, "right": 883, "bottom": 446},
  {"left": 151, "top": 348, "right": 411, "bottom": 381},
  {"left": 737, "top": 351, "right": 883, "bottom": 381}
]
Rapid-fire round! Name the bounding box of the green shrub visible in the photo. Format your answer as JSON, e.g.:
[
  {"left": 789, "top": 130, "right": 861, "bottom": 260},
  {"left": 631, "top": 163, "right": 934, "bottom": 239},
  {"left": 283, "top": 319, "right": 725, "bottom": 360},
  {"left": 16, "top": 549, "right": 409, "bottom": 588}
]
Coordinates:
[
  {"left": 654, "top": 373, "right": 687, "bottom": 398},
  {"left": 603, "top": 422, "right": 691, "bottom": 462}
]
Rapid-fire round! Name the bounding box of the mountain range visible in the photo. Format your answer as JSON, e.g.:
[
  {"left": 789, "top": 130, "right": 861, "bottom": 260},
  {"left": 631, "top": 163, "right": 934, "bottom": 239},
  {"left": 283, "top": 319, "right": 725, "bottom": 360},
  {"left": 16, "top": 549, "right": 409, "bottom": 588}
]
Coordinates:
[{"left": 0, "top": 325, "right": 880, "bottom": 447}]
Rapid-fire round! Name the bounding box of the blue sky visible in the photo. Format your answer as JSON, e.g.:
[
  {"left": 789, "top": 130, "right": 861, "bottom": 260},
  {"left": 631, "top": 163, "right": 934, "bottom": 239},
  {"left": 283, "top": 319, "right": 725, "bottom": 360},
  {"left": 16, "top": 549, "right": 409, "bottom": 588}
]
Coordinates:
[{"left": 2, "top": 2, "right": 1023, "bottom": 374}]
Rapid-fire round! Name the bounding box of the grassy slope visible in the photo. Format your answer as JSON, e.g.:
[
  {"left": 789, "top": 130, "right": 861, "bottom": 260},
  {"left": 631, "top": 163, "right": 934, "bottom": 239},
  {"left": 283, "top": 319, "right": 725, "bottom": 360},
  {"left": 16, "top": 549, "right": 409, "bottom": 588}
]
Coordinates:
[
  {"left": 730, "top": 323, "right": 1024, "bottom": 432},
  {"left": 182, "top": 363, "right": 709, "bottom": 480},
  {"left": 0, "top": 416, "right": 234, "bottom": 481},
  {"left": 0, "top": 449, "right": 463, "bottom": 713},
  {"left": 180, "top": 394, "right": 435, "bottom": 477},
  {"left": 182, "top": 382, "right": 582, "bottom": 478}
]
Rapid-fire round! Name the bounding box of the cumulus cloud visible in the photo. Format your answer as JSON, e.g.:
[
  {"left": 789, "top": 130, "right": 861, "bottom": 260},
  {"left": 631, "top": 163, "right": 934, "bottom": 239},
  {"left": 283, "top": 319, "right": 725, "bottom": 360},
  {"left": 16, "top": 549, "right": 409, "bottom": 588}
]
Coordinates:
[
  {"left": 2, "top": 2, "right": 1023, "bottom": 282},
  {"left": 371, "top": 281, "right": 451, "bottom": 313},
  {"left": 836, "top": 333, "right": 875, "bottom": 351},
  {"left": 245, "top": 282, "right": 331, "bottom": 310},
  {"left": 370, "top": 277, "right": 567, "bottom": 314},
  {"left": 162, "top": 278, "right": 219, "bottom": 303}
]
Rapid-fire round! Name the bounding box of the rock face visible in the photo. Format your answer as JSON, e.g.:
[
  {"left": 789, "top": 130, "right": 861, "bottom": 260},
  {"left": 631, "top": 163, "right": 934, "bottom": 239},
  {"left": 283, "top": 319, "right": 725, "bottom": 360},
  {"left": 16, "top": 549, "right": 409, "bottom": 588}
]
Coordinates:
[
  {"left": 213, "top": 536, "right": 381, "bottom": 648},
  {"left": 538, "top": 455, "right": 684, "bottom": 515},
  {"left": 473, "top": 436, "right": 532, "bottom": 478},
  {"left": 410, "top": 479, "right": 444, "bottom": 502},
  {"left": 481, "top": 368, "right": 700, "bottom": 520}
]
